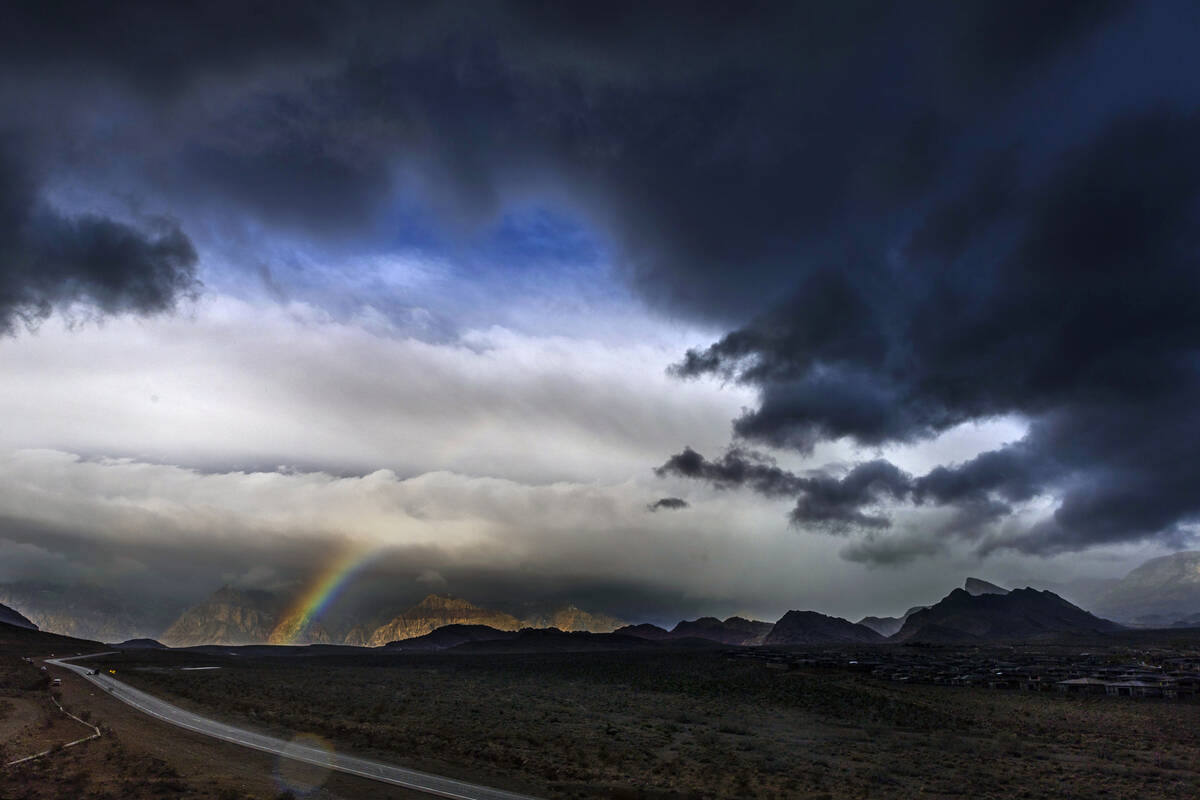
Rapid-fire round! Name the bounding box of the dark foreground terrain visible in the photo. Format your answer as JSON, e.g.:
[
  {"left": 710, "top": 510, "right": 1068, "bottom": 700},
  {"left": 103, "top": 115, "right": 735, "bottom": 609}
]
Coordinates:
[
  {"left": 0, "top": 624, "right": 419, "bottom": 800},
  {"left": 88, "top": 636, "right": 1200, "bottom": 800}
]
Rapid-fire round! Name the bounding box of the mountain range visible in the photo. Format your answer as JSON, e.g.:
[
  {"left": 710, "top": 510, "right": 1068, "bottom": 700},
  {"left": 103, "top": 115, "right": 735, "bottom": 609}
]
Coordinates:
[
  {"left": 856, "top": 606, "right": 926, "bottom": 637},
  {"left": 894, "top": 586, "right": 1122, "bottom": 643},
  {"left": 0, "top": 581, "right": 184, "bottom": 642},
  {"left": 161, "top": 587, "right": 288, "bottom": 647},
  {"left": 9, "top": 550, "right": 1200, "bottom": 649},
  {"left": 854, "top": 577, "right": 1004, "bottom": 636},
  {"left": 1089, "top": 551, "right": 1200, "bottom": 625},
  {"left": 0, "top": 577, "right": 1133, "bottom": 651},
  {"left": 377, "top": 584, "right": 1114, "bottom": 650},
  {"left": 614, "top": 616, "right": 774, "bottom": 646},
  {"left": 160, "top": 589, "right": 628, "bottom": 647},
  {"left": 764, "top": 611, "right": 884, "bottom": 645}
]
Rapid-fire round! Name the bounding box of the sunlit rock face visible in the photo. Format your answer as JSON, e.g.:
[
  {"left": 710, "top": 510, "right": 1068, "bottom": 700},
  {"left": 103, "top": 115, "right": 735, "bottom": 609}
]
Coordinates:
[
  {"left": 364, "top": 595, "right": 524, "bottom": 647},
  {"left": 158, "top": 587, "right": 629, "bottom": 647},
  {"left": 161, "top": 586, "right": 284, "bottom": 646},
  {"left": 522, "top": 604, "right": 626, "bottom": 634},
  {"left": 1091, "top": 552, "right": 1200, "bottom": 625},
  {"left": 266, "top": 616, "right": 339, "bottom": 646}
]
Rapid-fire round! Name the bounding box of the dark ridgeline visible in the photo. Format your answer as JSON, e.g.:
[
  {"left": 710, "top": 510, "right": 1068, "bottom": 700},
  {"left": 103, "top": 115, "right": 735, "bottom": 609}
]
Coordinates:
[
  {"left": 614, "top": 616, "right": 774, "bottom": 645},
  {"left": 764, "top": 611, "right": 884, "bottom": 645},
  {"left": 893, "top": 587, "right": 1122, "bottom": 643},
  {"left": 112, "top": 638, "right": 168, "bottom": 649},
  {"left": 384, "top": 624, "right": 517, "bottom": 651},
  {"left": 0, "top": 601, "right": 37, "bottom": 631},
  {"left": 668, "top": 616, "right": 774, "bottom": 646},
  {"left": 857, "top": 607, "right": 927, "bottom": 637},
  {"left": 613, "top": 623, "right": 674, "bottom": 640}
]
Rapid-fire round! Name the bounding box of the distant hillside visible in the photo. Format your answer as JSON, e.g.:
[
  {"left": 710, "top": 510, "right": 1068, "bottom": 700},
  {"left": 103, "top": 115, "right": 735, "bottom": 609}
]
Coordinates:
[
  {"left": 450, "top": 628, "right": 661, "bottom": 653},
  {"left": 160, "top": 587, "right": 625, "bottom": 647},
  {"left": 361, "top": 595, "right": 524, "bottom": 646},
  {"left": 894, "top": 587, "right": 1122, "bottom": 642},
  {"left": 857, "top": 607, "right": 925, "bottom": 638},
  {"left": 0, "top": 618, "right": 104, "bottom": 656},
  {"left": 614, "top": 617, "right": 772, "bottom": 645},
  {"left": 764, "top": 611, "right": 884, "bottom": 645},
  {"left": 113, "top": 638, "right": 168, "bottom": 649},
  {"left": 522, "top": 604, "right": 626, "bottom": 633},
  {"left": 0, "top": 581, "right": 181, "bottom": 642},
  {"left": 161, "top": 586, "right": 284, "bottom": 646},
  {"left": 857, "top": 578, "right": 1006, "bottom": 636},
  {"left": 614, "top": 623, "right": 673, "bottom": 640},
  {"left": 1091, "top": 551, "right": 1200, "bottom": 624},
  {"left": 385, "top": 624, "right": 516, "bottom": 650},
  {"left": 670, "top": 616, "right": 773, "bottom": 645},
  {"left": 0, "top": 601, "right": 37, "bottom": 631}
]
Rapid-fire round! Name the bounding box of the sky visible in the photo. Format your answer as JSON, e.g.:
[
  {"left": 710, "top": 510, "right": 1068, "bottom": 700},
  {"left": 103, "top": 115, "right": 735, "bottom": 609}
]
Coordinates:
[{"left": 1, "top": 1, "right": 1198, "bottom": 625}]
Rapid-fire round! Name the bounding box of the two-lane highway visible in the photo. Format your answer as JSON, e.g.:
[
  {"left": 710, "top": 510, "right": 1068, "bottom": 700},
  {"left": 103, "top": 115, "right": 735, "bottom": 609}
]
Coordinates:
[{"left": 47, "top": 654, "right": 541, "bottom": 800}]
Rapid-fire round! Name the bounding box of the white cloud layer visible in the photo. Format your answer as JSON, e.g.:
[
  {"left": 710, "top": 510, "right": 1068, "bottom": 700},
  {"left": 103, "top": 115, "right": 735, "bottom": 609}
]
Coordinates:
[
  {"left": 0, "top": 296, "right": 1169, "bottom": 622},
  {"left": 0, "top": 294, "right": 748, "bottom": 484},
  {"left": 0, "top": 446, "right": 1164, "bottom": 623}
]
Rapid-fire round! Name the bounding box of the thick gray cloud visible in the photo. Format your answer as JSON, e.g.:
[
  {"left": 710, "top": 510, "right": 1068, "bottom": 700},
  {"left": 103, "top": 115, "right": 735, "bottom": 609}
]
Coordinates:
[
  {"left": 0, "top": 3, "right": 1133, "bottom": 299},
  {"left": 2, "top": 1, "right": 1195, "bottom": 569},
  {"left": 0, "top": 446, "right": 1162, "bottom": 626},
  {"left": 0, "top": 141, "right": 198, "bottom": 332},
  {"left": 0, "top": 448, "right": 865, "bottom": 625},
  {"left": 669, "top": 108, "right": 1200, "bottom": 558},
  {"left": 0, "top": 300, "right": 748, "bottom": 486},
  {"left": 658, "top": 449, "right": 911, "bottom": 532}
]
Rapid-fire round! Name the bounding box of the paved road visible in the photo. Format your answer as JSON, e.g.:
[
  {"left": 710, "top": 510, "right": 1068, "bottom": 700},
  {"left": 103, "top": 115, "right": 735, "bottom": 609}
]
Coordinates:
[{"left": 46, "top": 654, "right": 541, "bottom": 800}]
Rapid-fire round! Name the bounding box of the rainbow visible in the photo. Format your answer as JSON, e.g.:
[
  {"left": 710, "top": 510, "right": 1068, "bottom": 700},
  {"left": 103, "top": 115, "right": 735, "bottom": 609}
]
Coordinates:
[{"left": 269, "top": 546, "right": 378, "bottom": 645}]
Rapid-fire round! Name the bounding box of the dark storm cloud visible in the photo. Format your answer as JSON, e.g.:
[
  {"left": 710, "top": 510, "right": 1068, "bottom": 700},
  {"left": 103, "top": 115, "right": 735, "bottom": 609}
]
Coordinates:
[
  {"left": 0, "top": 2, "right": 1133, "bottom": 293},
  {"left": 0, "top": 0, "right": 339, "bottom": 96},
  {"left": 656, "top": 447, "right": 805, "bottom": 498},
  {"left": 647, "top": 497, "right": 689, "bottom": 512},
  {"left": 0, "top": 142, "right": 198, "bottom": 333},
  {"left": 2, "top": 0, "right": 1193, "bottom": 559},
  {"left": 657, "top": 449, "right": 911, "bottom": 532},
  {"left": 671, "top": 104, "right": 1200, "bottom": 557}
]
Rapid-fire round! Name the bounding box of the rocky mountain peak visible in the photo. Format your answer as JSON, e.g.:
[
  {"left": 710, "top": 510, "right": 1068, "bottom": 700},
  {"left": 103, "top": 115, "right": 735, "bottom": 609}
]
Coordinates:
[
  {"left": 764, "top": 610, "right": 884, "bottom": 645},
  {"left": 964, "top": 577, "right": 1009, "bottom": 596}
]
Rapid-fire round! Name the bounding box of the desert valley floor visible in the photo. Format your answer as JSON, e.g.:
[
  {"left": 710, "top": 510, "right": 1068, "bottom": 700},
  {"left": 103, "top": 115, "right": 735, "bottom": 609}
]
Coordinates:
[{"left": 4, "top": 622, "right": 1200, "bottom": 800}]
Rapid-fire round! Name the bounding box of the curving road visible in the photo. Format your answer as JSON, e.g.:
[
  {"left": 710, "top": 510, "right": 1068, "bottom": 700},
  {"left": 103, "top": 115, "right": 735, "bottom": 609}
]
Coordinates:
[{"left": 46, "top": 654, "right": 541, "bottom": 800}]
